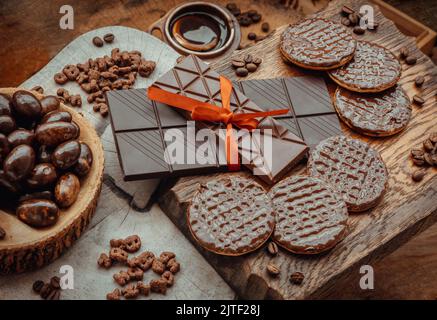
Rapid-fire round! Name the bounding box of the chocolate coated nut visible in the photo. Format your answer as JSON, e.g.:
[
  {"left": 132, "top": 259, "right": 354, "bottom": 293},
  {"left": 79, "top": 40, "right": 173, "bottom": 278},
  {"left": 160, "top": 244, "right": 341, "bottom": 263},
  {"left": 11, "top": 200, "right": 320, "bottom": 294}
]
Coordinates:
[
  {"left": 55, "top": 173, "right": 80, "bottom": 208},
  {"left": 27, "top": 163, "right": 57, "bottom": 188},
  {"left": 138, "top": 60, "right": 156, "bottom": 77},
  {"left": 161, "top": 271, "right": 174, "bottom": 287},
  {"left": 136, "top": 282, "right": 150, "bottom": 296},
  {"left": 0, "top": 169, "right": 21, "bottom": 194},
  {"left": 35, "top": 121, "right": 79, "bottom": 146},
  {"left": 7, "top": 129, "right": 34, "bottom": 148},
  {"left": 103, "top": 33, "right": 115, "bottom": 43},
  {"left": 42, "top": 111, "right": 72, "bottom": 124},
  {"left": 159, "top": 251, "right": 175, "bottom": 264},
  {"left": 113, "top": 270, "right": 130, "bottom": 285},
  {"left": 167, "top": 258, "right": 180, "bottom": 274},
  {"left": 3, "top": 145, "right": 35, "bottom": 182},
  {"left": 127, "top": 267, "right": 144, "bottom": 281},
  {"left": 52, "top": 140, "right": 81, "bottom": 169},
  {"left": 123, "top": 235, "right": 141, "bottom": 253},
  {"left": 17, "top": 199, "right": 59, "bottom": 228},
  {"left": 19, "top": 191, "right": 53, "bottom": 203},
  {"left": 0, "top": 94, "right": 12, "bottom": 116},
  {"left": 152, "top": 259, "right": 165, "bottom": 275},
  {"left": 0, "top": 115, "right": 16, "bottom": 135},
  {"left": 0, "top": 133, "right": 9, "bottom": 159},
  {"left": 40, "top": 96, "right": 60, "bottom": 115},
  {"left": 122, "top": 284, "right": 139, "bottom": 299},
  {"left": 74, "top": 142, "right": 93, "bottom": 177},
  {"left": 37, "top": 145, "right": 52, "bottom": 163}
]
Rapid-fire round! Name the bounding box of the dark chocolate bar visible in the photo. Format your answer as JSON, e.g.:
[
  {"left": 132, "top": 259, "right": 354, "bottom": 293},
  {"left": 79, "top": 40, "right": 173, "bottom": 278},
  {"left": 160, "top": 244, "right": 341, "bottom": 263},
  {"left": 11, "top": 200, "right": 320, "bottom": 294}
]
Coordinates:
[
  {"left": 152, "top": 55, "right": 309, "bottom": 184},
  {"left": 234, "top": 77, "right": 342, "bottom": 149},
  {"left": 106, "top": 89, "right": 227, "bottom": 181}
]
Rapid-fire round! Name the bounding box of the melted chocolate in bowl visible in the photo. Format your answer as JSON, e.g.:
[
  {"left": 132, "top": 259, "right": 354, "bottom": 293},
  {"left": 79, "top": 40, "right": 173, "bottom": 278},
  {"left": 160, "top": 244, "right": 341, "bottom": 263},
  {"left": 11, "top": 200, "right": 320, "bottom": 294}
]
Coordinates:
[{"left": 170, "top": 12, "right": 229, "bottom": 52}]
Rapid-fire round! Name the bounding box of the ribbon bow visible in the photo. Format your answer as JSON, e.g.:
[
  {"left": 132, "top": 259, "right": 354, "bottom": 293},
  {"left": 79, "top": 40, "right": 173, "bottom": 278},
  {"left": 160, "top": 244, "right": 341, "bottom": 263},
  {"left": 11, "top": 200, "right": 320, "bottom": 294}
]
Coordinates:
[{"left": 147, "top": 76, "right": 289, "bottom": 170}]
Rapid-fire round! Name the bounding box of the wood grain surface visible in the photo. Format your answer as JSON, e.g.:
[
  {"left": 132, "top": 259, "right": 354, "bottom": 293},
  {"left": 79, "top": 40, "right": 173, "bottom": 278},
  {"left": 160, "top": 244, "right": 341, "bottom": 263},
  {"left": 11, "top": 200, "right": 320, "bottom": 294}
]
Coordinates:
[{"left": 158, "top": 0, "right": 437, "bottom": 299}]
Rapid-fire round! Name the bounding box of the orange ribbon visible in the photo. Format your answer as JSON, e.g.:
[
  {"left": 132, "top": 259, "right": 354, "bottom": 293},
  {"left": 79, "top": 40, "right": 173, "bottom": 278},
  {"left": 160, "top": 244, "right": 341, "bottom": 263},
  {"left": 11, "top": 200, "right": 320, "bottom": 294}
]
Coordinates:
[{"left": 147, "top": 76, "right": 289, "bottom": 170}]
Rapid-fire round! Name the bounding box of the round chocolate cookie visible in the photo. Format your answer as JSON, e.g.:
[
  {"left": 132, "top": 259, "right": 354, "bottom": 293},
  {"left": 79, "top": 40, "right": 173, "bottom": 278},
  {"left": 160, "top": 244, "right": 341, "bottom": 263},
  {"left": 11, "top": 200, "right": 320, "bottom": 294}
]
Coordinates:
[
  {"left": 334, "top": 85, "right": 411, "bottom": 137},
  {"left": 187, "top": 176, "right": 275, "bottom": 256},
  {"left": 329, "top": 41, "right": 401, "bottom": 92},
  {"left": 269, "top": 176, "right": 348, "bottom": 255},
  {"left": 280, "top": 18, "right": 356, "bottom": 70},
  {"left": 308, "top": 136, "right": 388, "bottom": 212}
]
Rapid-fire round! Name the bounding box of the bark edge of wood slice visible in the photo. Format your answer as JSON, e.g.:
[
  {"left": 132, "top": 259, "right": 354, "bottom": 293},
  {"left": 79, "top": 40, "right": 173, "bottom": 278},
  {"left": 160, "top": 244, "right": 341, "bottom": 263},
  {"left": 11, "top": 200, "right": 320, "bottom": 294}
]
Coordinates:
[{"left": 0, "top": 87, "right": 105, "bottom": 274}]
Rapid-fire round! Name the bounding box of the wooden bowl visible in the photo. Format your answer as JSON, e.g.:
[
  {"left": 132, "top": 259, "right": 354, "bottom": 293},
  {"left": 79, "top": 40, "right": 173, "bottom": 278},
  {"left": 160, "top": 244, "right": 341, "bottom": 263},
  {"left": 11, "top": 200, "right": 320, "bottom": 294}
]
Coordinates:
[{"left": 0, "top": 88, "right": 104, "bottom": 274}]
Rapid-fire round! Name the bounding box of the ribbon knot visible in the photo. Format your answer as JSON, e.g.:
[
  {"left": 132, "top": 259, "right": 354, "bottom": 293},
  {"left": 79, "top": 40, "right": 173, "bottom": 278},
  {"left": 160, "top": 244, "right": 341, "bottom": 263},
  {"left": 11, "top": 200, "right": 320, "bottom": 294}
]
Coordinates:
[{"left": 147, "top": 76, "right": 289, "bottom": 170}]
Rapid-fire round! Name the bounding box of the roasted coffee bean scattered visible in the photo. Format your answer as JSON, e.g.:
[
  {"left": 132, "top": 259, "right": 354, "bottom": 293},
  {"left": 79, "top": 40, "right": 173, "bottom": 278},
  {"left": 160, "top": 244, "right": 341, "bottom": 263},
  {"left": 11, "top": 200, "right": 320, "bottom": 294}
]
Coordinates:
[
  {"left": 248, "top": 32, "right": 257, "bottom": 40},
  {"left": 266, "top": 262, "right": 280, "bottom": 276},
  {"left": 230, "top": 4, "right": 262, "bottom": 27},
  {"left": 31, "top": 86, "right": 44, "bottom": 94},
  {"left": 267, "top": 241, "right": 278, "bottom": 256},
  {"left": 47, "top": 289, "right": 61, "bottom": 300},
  {"left": 39, "top": 283, "right": 52, "bottom": 299},
  {"left": 0, "top": 225, "right": 5, "bottom": 240},
  {"left": 410, "top": 133, "right": 437, "bottom": 177},
  {"left": 413, "top": 94, "right": 425, "bottom": 106},
  {"left": 261, "top": 22, "right": 270, "bottom": 32},
  {"left": 32, "top": 280, "right": 45, "bottom": 293},
  {"left": 415, "top": 75, "right": 425, "bottom": 87},
  {"left": 289, "top": 271, "right": 304, "bottom": 285},
  {"left": 341, "top": 5, "right": 355, "bottom": 16},
  {"left": 348, "top": 13, "right": 359, "bottom": 26},
  {"left": 405, "top": 56, "right": 417, "bottom": 65},
  {"left": 103, "top": 33, "right": 115, "bottom": 43},
  {"left": 92, "top": 36, "right": 104, "bottom": 47},
  {"left": 341, "top": 17, "right": 351, "bottom": 27},
  {"left": 353, "top": 26, "right": 365, "bottom": 35},
  {"left": 400, "top": 47, "right": 410, "bottom": 59},
  {"left": 50, "top": 276, "right": 61, "bottom": 289},
  {"left": 412, "top": 169, "right": 426, "bottom": 182},
  {"left": 232, "top": 54, "right": 262, "bottom": 77},
  {"left": 424, "top": 139, "right": 434, "bottom": 153}
]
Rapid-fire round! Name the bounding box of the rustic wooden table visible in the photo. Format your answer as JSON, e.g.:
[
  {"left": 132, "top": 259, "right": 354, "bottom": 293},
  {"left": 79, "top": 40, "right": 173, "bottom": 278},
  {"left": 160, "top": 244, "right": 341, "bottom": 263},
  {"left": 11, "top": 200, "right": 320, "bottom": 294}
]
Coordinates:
[{"left": 0, "top": 0, "right": 437, "bottom": 299}]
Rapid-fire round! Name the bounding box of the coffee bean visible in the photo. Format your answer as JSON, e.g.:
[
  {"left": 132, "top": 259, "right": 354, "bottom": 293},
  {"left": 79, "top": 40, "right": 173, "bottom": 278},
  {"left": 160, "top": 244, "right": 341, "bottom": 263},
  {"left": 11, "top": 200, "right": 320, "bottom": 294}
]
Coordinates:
[
  {"left": 414, "top": 75, "right": 425, "bottom": 87},
  {"left": 261, "top": 22, "right": 270, "bottom": 32},
  {"left": 103, "top": 33, "right": 115, "bottom": 43},
  {"left": 405, "top": 56, "right": 417, "bottom": 65},
  {"left": 289, "top": 272, "right": 304, "bottom": 285},
  {"left": 353, "top": 26, "right": 365, "bottom": 35},
  {"left": 230, "top": 7, "right": 241, "bottom": 17},
  {"left": 429, "top": 132, "right": 437, "bottom": 144},
  {"left": 31, "top": 86, "right": 44, "bottom": 94},
  {"left": 253, "top": 57, "right": 262, "bottom": 65},
  {"left": 412, "top": 169, "right": 426, "bottom": 182},
  {"left": 92, "top": 36, "right": 104, "bottom": 47},
  {"left": 251, "top": 13, "right": 261, "bottom": 23},
  {"left": 231, "top": 59, "right": 245, "bottom": 68},
  {"left": 0, "top": 225, "right": 5, "bottom": 240},
  {"left": 341, "top": 17, "right": 351, "bottom": 27},
  {"left": 423, "top": 139, "right": 434, "bottom": 152},
  {"left": 341, "top": 5, "right": 355, "bottom": 16},
  {"left": 236, "top": 67, "right": 249, "bottom": 77},
  {"left": 412, "top": 157, "right": 425, "bottom": 166},
  {"left": 47, "top": 289, "right": 61, "bottom": 300},
  {"left": 244, "top": 54, "right": 253, "bottom": 64},
  {"left": 266, "top": 263, "right": 280, "bottom": 276},
  {"left": 40, "top": 283, "right": 52, "bottom": 299},
  {"left": 50, "top": 276, "right": 61, "bottom": 289},
  {"left": 246, "top": 63, "right": 258, "bottom": 72},
  {"left": 32, "top": 280, "right": 45, "bottom": 293},
  {"left": 248, "top": 32, "right": 257, "bottom": 40},
  {"left": 238, "top": 16, "right": 252, "bottom": 26},
  {"left": 413, "top": 95, "right": 425, "bottom": 106},
  {"left": 267, "top": 242, "right": 278, "bottom": 256},
  {"left": 348, "top": 13, "right": 359, "bottom": 26},
  {"left": 424, "top": 153, "right": 434, "bottom": 166},
  {"left": 411, "top": 148, "right": 424, "bottom": 158},
  {"left": 400, "top": 47, "right": 409, "bottom": 59}
]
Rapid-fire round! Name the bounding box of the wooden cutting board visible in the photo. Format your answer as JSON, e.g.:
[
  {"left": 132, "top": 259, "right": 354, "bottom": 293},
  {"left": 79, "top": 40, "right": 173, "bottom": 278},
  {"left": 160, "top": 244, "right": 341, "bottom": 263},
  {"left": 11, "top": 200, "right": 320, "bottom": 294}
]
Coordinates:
[{"left": 158, "top": 0, "right": 437, "bottom": 299}]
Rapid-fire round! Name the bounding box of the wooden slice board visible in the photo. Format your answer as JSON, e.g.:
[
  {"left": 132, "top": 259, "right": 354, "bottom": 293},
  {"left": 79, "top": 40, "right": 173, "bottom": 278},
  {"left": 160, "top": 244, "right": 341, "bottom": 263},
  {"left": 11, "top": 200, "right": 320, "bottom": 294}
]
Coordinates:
[
  {"left": 158, "top": 0, "right": 437, "bottom": 299},
  {"left": 0, "top": 88, "right": 105, "bottom": 274}
]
